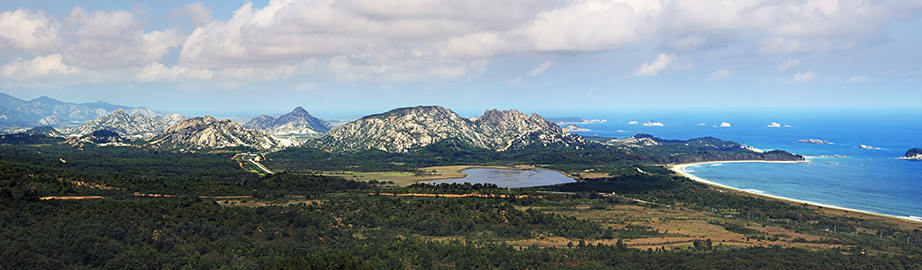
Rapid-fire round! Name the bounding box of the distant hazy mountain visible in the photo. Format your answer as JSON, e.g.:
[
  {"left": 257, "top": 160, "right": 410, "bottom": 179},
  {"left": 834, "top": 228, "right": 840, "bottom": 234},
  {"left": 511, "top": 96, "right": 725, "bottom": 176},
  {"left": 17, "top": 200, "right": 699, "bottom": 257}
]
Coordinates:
[
  {"left": 243, "top": 107, "right": 333, "bottom": 135},
  {"left": 148, "top": 116, "right": 299, "bottom": 150},
  {"left": 318, "top": 106, "right": 584, "bottom": 153},
  {"left": 66, "top": 109, "right": 180, "bottom": 139},
  {"left": 0, "top": 93, "right": 169, "bottom": 127}
]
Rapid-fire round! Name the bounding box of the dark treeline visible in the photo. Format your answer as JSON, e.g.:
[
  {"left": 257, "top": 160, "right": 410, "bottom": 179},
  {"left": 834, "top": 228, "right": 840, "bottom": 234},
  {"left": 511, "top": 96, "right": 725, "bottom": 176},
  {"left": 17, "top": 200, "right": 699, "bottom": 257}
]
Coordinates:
[{"left": 0, "top": 144, "right": 370, "bottom": 197}]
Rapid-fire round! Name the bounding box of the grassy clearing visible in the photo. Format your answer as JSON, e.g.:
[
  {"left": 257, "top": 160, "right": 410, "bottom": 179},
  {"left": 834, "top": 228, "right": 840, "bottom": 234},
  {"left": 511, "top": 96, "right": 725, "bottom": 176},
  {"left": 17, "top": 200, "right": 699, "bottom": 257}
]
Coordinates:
[
  {"left": 530, "top": 200, "right": 849, "bottom": 251},
  {"left": 320, "top": 165, "right": 543, "bottom": 186}
]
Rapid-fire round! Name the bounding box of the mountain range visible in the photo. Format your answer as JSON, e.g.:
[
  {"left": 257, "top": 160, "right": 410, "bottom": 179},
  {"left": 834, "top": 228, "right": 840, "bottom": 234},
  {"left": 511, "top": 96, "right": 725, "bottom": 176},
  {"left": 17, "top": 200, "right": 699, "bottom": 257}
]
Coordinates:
[
  {"left": 318, "top": 106, "right": 584, "bottom": 153},
  {"left": 65, "top": 109, "right": 186, "bottom": 139},
  {"left": 0, "top": 92, "right": 583, "bottom": 154},
  {"left": 147, "top": 116, "right": 300, "bottom": 150},
  {"left": 0, "top": 93, "right": 168, "bottom": 127}
]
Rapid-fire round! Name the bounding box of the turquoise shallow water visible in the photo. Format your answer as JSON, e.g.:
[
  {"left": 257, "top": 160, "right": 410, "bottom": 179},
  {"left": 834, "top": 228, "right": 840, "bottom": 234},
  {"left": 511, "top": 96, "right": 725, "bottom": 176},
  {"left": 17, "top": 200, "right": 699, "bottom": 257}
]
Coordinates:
[{"left": 561, "top": 109, "right": 922, "bottom": 220}]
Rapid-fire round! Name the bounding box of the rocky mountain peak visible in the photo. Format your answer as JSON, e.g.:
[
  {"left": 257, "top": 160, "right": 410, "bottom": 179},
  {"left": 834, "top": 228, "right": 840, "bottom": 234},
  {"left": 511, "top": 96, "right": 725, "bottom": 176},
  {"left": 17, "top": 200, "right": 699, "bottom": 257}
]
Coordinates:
[
  {"left": 290, "top": 106, "right": 308, "bottom": 115},
  {"left": 67, "top": 110, "right": 172, "bottom": 139},
  {"left": 158, "top": 113, "right": 187, "bottom": 125},
  {"left": 244, "top": 107, "right": 333, "bottom": 135},
  {"left": 150, "top": 116, "right": 299, "bottom": 150},
  {"left": 318, "top": 106, "right": 584, "bottom": 153},
  {"left": 110, "top": 109, "right": 129, "bottom": 117}
]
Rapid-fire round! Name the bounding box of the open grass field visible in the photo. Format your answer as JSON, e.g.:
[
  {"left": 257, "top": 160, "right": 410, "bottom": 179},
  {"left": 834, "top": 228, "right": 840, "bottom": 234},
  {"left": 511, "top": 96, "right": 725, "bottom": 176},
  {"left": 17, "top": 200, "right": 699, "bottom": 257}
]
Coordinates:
[{"left": 321, "top": 165, "right": 546, "bottom": 186}]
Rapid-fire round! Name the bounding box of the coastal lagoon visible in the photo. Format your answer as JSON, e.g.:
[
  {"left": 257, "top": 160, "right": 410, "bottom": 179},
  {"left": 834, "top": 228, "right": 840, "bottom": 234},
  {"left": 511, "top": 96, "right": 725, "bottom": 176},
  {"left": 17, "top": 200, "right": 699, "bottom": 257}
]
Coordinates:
[
  {"left": 560, "top": 108, "right": 922, "bottom": 220},
  {"left": 423, "top": 168, "right": 576, "bottom": 188}
]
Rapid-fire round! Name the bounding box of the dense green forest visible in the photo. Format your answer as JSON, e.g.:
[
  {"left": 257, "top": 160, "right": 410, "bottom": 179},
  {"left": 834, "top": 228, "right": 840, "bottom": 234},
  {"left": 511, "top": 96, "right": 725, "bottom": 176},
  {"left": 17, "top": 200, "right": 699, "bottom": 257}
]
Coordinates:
[{"left": 2, "top": 133, "right": 921, "bottom": 269}]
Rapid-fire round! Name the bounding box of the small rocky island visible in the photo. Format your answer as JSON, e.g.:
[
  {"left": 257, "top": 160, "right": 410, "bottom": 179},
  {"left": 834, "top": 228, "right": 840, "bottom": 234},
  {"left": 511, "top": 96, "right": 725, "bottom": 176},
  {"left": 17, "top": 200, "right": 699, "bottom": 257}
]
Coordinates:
[
  {"left": 796, "top": 139, "right": 832, "bottom": 144},
  {"left": 855, "top": 145, "right": 880, "bottom": 149},
  {"left": 899, "top": 148, "right": 922, "bottom": 160},
  {"left": 563, "top": 124, "right": 590, "bottom": 132}
]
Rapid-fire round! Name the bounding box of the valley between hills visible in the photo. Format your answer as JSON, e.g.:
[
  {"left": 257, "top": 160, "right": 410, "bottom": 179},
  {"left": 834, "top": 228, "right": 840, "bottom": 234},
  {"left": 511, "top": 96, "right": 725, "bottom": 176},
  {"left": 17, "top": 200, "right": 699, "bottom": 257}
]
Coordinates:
[{"left": 1, "top": 96, "right": 921, "bottom": 269}]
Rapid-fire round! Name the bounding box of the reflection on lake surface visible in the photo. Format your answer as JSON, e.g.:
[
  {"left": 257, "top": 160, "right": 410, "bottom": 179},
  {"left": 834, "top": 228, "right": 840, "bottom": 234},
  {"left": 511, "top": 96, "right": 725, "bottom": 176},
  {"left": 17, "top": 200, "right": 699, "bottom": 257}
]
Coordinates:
[{"left": 422, "top": 168, "right": 576, "bottom": 188}]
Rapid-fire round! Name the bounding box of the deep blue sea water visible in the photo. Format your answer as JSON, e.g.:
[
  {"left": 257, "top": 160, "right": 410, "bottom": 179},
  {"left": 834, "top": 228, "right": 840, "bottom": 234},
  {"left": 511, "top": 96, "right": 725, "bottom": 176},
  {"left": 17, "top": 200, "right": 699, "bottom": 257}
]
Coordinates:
[{"left": 562, "top": 108, "right": 922, "bottom": 220}]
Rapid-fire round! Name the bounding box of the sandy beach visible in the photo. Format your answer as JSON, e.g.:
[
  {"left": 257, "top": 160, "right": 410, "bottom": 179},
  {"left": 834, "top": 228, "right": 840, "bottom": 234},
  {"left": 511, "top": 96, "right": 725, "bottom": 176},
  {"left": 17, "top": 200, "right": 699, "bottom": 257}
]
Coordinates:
[{"left": 668, "top": 160, "right": 922, "bottom": 225}]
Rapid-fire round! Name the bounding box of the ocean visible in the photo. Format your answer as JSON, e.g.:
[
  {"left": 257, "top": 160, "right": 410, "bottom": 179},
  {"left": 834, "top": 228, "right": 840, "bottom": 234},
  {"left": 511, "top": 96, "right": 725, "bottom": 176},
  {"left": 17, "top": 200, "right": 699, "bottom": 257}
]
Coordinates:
[{"left": 562, "top": 108, "right": 922, "bottom": 220}]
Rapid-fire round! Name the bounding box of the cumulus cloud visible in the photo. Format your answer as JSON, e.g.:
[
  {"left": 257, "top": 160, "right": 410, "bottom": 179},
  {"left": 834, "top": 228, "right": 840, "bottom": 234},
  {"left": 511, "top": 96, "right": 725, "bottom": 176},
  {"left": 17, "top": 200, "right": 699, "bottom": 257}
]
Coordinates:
[
  {"left": 708, "top": 69, "right": 733, "bottom": 80},
  {"left": 134, "top": 62, "right": 212, "bottom": 82},
  {"left": 2, "top": 0, "right": 921, "bottom": 85},
  {"left": 1, "top": 54, "right": 78, "bottom": 79},
  {"left": 0, "top": 8, "right": 61, "bottom": 52},
  {"left": 776, "top": 59, "right": 801, "bottom": 72},
  {"left": 64, "top": 7, "right": 185, "bottom": 69},
  {"left": 168, "top": 2, "right": 213, "bottom": 27}
]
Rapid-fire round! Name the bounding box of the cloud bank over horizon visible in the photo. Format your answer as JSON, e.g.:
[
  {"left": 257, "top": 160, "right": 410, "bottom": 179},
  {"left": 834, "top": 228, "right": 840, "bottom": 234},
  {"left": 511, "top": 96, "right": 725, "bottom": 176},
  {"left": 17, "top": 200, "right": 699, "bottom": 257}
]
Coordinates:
[{"left": 1, "top": 0, "right": 921, "bottom": 113}]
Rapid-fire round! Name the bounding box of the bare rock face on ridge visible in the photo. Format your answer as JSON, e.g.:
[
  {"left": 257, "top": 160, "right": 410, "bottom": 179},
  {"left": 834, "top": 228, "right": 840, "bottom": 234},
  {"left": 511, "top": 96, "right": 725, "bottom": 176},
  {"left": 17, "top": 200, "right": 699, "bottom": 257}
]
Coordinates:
[
  {"left": 318, "top": 106, "right": 584, "bottom": 153},
  {"left": 67, "top": 109, "right": 176, "bottom": 139},
  {"left": 148, "top": 116, "right": 298, "bottom": 150},
  {"left": 244, "top": 107, "right": 334, "bottom": 135}
]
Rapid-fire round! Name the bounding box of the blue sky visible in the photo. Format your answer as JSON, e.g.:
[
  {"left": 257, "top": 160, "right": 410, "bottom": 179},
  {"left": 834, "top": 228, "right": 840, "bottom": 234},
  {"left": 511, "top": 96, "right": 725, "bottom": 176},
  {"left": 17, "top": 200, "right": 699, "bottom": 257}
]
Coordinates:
[{"left": 1, "top": 0, "right": 921, "bottom": 117}]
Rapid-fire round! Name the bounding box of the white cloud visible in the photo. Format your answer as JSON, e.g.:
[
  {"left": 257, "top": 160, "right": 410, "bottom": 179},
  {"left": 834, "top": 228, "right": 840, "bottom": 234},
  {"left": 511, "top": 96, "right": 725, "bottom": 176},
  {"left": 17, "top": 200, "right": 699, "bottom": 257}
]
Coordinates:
[
  {"left": 134, "top": 62, "right": 212, "bottom": 82},
  {"left": 719, "top": 122, "right": 731, "bottom": 127},
  {"left": 168, "top": 2, "right": 213, "bottom": 27},
  {"left": 635, "top": 53, "right": 691, "bottom": 76},
  {"left": 708, "top": 69, "right": 733, "bottom": 80},
  {"left": 2, "top": 0, "right": 921, "bottom": 86},
  {"left": 65, "top": 7, "right": 184, "bottom": 68},
  {"left": 524, "top": 0, "right": 659, "bottom": 53},
  {"left": 527, "top": 61, "right": 554, "bottom": 77},
  {"left": 1, "top": 54, "right": 78, "bottom": 79},
  {"left": 776, "top": 59, "right": 801, "bottom": 72},
  {"left": 0, "top": 8, "right": 61, "bottom": 52},
  {"left": 790, "top": 71, "right": 818, "bottom": 83}
]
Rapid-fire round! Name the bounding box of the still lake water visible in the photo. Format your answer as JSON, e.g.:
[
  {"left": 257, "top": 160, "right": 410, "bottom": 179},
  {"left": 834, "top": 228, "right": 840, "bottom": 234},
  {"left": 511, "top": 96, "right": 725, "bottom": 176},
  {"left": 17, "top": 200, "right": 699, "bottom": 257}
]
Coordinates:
[{"left": 422, "top": 168, "right": 576, "bottom": 188}]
